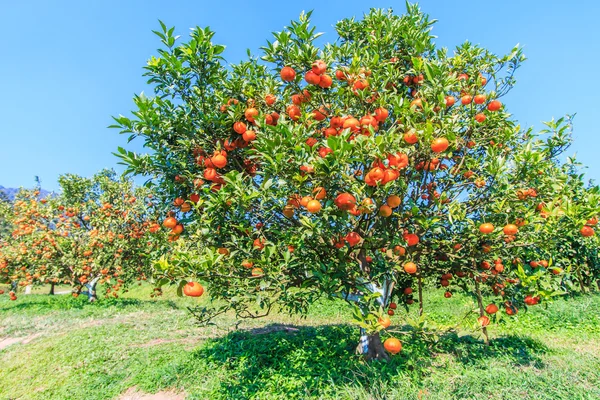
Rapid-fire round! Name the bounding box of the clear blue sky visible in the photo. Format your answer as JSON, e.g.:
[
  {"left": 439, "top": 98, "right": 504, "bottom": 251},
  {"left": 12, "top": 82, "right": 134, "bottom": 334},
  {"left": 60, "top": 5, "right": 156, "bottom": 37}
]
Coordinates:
[{"left": 1, "top": 1, "right": 598, "bottom": 191}]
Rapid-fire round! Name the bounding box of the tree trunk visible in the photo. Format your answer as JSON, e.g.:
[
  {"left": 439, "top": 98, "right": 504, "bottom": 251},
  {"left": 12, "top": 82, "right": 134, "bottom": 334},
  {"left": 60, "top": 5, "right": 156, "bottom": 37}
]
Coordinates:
[
  {"left": 356, "top": 329, "right": 390, "bottom": 361},
  {"left": 84, "top": 276, "right": 101, "bottom": 302},
  {"left": 49, "top": 283, "right": 55, "bottom": 295},
  {"left": 24, "top": 285, "right": 32, "bottom": 294},
  {"left": 576, "top": 270, "right": 586, "bottom": 293},
  {"left": 474, "top": 279, "right": 490, "bottom": 345}
]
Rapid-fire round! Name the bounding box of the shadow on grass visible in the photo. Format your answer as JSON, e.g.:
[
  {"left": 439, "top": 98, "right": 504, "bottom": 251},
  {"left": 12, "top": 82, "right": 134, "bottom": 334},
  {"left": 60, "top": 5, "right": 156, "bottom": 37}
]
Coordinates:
[
  {"left": 0, "top": 294, "right": 179, "bottom": 313},
  {"left": 187, "top": 323, "right": 548, "bottom": 399},
  {"left": 435, "top": 331, "right": 548, "bottom": 368}
]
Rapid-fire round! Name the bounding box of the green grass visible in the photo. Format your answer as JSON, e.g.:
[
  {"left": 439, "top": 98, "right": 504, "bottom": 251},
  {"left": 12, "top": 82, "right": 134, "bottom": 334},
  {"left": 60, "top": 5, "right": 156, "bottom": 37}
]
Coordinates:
[{"left": 1, "top": 284, "right": 600, "bottom": 400}]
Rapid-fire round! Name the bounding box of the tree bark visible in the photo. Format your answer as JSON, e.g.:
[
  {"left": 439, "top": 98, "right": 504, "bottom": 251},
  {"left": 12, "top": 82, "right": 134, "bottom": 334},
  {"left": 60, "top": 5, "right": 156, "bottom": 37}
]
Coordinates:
[
  {"left": 474, "top": 279, "right": 490, "bottom": 345},
  {"left": 356, "top": 329, "right": 390, "bottom": 361},
  {"left": 48, "top": 283, "right": 55, "bottom": 295},
  {"left": 576, "top": 270, "right": 586, "bottom": 293},
  {"left": 84, "top": 276, "right": 101, "bottom": 302}
]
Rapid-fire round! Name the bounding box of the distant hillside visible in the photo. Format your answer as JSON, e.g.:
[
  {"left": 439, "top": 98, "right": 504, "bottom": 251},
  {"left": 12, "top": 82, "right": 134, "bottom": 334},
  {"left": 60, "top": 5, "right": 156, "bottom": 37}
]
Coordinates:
[{"left": 0, "top": 185, "right": 51, "bottom": 201}]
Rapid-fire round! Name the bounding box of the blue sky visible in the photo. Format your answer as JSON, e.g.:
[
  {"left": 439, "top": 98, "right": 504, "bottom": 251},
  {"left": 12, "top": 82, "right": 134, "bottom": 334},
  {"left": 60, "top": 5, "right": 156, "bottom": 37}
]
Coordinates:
[{"left": 1, "top": 1, "right": 598, "bottom": 191}]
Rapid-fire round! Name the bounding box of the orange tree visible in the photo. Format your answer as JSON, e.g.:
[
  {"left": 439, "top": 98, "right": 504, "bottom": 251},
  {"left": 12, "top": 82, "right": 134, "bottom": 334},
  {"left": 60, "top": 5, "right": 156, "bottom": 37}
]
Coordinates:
[
  {"left": 417, "top": 116, "right": 600, "bottom": 343},
  {"left": 0, "top": 170, "right": 166, "bottom": 301},
  {"left": 113, "top": 6, "right": 583, "bottom": 359}
]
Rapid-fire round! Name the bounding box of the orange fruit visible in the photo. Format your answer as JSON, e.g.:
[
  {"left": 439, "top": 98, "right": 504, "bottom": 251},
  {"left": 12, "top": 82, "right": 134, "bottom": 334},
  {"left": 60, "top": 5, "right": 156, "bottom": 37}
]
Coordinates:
[
  {"left": 487, "top": 100, "right": 502, "bottom": 111},
  {"left": 335, "top": 193, "right": 356, "bottom": 210},
  {"left": 386, "top": 195, "right": 401, "bottom": 208},
  {"left": 503, "top": 224, "right": 518, "bottom": 235},
  {"left": 183, "top": 282, "right": 204, "bottom": 297},
  {"left": 403, "top": 262, "right": 417, "bottom": 274},
  {"left": 233, "top": 121, "right": 247, "bottom": 134},
  {"left": 280, "top": 66, "right": 296, "bottom": 82},
  {"left": 383, "top": 338, "right": 402, "bottom": 354},
  {"left": 163, "top": 217, "right": 177, "bottom": 229},
  {"left": 378, "top": 315, "right": 391, "bottom": 328},
  {"left": 431, "top": 137, "right": 449, "bottom": 153},
  {"left": 485, "top": 304, "right": 498, "bottom": 314},
  {"left": 479, "top": 223, "right": 494, "bottom": 234},
  {"left": 306, "top": 200, "right": 322, "bottom": 213},
  {"left": 379, "top": 205, "right": 392, "bottom": 217}
]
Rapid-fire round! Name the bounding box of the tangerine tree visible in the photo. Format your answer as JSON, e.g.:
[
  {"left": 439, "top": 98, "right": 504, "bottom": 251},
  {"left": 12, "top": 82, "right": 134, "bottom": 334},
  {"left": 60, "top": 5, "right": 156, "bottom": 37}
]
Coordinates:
[
  {"left": 113, "top": 5, "right": 590, "bottom": 359},
  {"left": 0, "top": 170, "right": 166, "bottom": 301}
]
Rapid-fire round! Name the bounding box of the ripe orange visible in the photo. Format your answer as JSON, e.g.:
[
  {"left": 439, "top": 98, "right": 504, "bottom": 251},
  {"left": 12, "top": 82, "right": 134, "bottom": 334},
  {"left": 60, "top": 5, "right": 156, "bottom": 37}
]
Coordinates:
[
  {"left": 403, "top": 130, "right": 418, "bottom": 144},
  {"left": 306, "top": 200, "right": 322, "bottom": 213},
  {"left": 474, "top": 94, "right": 486, "bottom": 104},
  {"left": 383, "top": 338, "right": 402, "bottom": 354},
  {"left": 403, "top": 233, "right": 419, "bottom": 246},
  {"left": 581, "top": 226, "right": 595, "bottom": 237},
  {"left": 241, "top": 260, "right": 254, "bottom": 269},
  {"left": 244, "top": 107, "right": 259, "bottom": 123},
  {"left": 431, "top": 137, "right": 449, "bottom": 153},
  {"left": 251, "top": 267, "right": 264, "bottom": 277},
  {"left": 311, "top": 60, "right": 327, "bottom": 75},
  {"left": 309, "top": 187, "right": 325, "bottom": 200},
  {"left": 374, "top": 107, "right": 389, "bottom": 122},
  {"left": 378, "top": 315, "right": 391, "bottom": 328},
  {"left": 475, "top": 113, "right": 486, "bottom": 123},
  {"left": 318, "top": 74, "right": 333, "bottom": 88},
  {"left": 300, "top": 196, "right": 313, "bottom": 208},
  {"left": 163, "top": 217, "right": 177, "bottom": 229},
  {"left": 280, "top": 66, "right": 296, "bottom": 82},
  {"left": 379, "top": 205, "right": 392, "bottom": 217},
  {"left": 211, "top": 154, "right": 227, "bottom": 169},
  {"left": 305, "top": 71, "right": 321, "bottom": 85},
  {"left": 233, "top": 121, "right": 247, "bottom": 134},
  {"left": 242, "top": 130, "right": 256, "bottom": 142},
  {"left": 479, "top": 223, "right": 494, "bottom": 234},
  {"left": 286, "top": 105, "right": 301, "bottom": 121},
  {"left": 265, "top": 94, "right": 276, "bottom": 106},
  {"left": 345, "top": 232, "right": 362, "bottom": 247},
  {"left": 485, "top": 304, "right": 498, "bottom": 314},
  {"left": 253, "top": 238, "right": 265, "bottom": 250},
  {"left": 389, "top": 302, "right": 397, "bottom": 310},
  {"left": 183, "top": 281, "right": 204, "bottom": 297},
  {"left": 503, "top": 224, "right": 518, "bottom": 235},
  {"left": 461, "top": 95, "right": 473, "bottom": 105},
  {"left": 342, "top": 117, "right": 360, "bottom": 132},
  {"left": 487, "top": 100, "right": 502, "bottom": 111},
  {"left": 478, "top": 315, "right": 490, "bottom": 327},
  {"left": 393, "top": 246, "right": 406, "bottom": 256},
  {"left": 403, "top": 262, "right": 417, "bottom": 274},
  {"left": 335, "top": 193, "right": 356, "bottom": 210},
  {"left": 172, "top": 224, "right": 184, "bottom": 235},
  {"left": 386, "top": 195, "right": 401, "bottom": 208},
  {"left": 445, "top": 96, "right": 456, "bottom": 107}
]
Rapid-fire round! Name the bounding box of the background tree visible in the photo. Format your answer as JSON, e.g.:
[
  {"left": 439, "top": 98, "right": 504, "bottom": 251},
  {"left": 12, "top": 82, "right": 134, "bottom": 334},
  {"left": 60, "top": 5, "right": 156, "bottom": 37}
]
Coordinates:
[{"left": 0, "top": 170, "right": 166, "bottom": 301}]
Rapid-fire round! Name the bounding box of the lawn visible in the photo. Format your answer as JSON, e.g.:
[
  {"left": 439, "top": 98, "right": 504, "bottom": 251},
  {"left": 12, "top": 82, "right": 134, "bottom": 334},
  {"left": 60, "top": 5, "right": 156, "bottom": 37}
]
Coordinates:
[{"left": 1, "top": 284, "right": 599, "bottom": 400}]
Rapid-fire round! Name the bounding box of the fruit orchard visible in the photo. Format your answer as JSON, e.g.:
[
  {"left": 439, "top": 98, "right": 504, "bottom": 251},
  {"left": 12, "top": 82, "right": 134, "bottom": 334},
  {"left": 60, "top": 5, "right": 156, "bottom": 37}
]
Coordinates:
[{"left": 1, "top": 4, "right": 599, "bottom": 363}]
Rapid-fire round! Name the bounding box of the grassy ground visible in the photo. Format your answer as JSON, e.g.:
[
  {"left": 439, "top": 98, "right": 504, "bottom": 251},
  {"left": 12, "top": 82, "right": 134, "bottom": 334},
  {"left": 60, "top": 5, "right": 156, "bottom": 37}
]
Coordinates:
[{"left": 1, "top": 284, "right": 599, "bottom": 400}]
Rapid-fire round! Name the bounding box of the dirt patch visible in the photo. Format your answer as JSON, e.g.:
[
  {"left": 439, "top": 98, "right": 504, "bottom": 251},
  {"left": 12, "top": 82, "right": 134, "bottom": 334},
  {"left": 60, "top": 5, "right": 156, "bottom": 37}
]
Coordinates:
[
  {"left": 0, "top": 333, "right": 42, "bottom": 350},
  {"left": 119, "top": 387, "right": 186, "bottom": 400}
]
